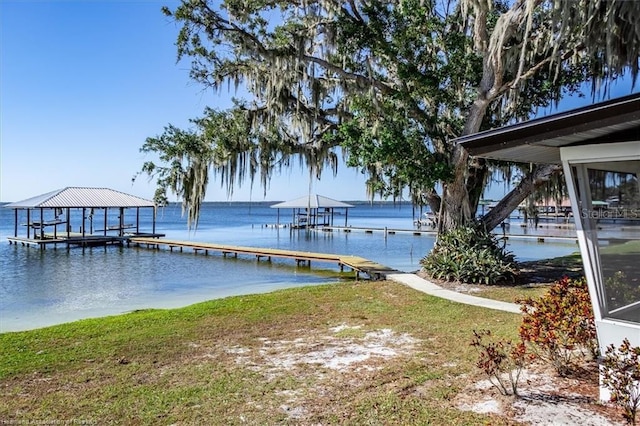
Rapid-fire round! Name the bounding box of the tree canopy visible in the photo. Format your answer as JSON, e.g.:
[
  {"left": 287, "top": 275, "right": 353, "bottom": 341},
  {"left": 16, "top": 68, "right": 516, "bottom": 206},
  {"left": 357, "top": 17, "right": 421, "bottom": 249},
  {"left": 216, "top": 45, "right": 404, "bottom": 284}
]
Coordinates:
[{"left": 139, "top": 0, "right": 640, "bottom": 230}]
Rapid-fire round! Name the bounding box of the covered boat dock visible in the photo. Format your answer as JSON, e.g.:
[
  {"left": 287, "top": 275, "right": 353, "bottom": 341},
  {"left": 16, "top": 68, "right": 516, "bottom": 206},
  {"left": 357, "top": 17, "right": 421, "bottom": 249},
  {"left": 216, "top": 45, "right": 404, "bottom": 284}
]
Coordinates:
[
  {"left": 4, "top": 187, "right": 163, "bottom": 249},
  {"left": 271, "top": 194, "right": 354, "bottom": 228}
]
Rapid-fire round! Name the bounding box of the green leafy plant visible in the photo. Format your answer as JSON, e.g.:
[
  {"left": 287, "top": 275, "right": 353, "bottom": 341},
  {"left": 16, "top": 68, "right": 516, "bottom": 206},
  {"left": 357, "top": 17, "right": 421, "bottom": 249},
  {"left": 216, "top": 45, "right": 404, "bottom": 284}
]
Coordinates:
[
  {"left": 518, "top": 277, "right": 597, "bottom": 376},
  {"left": 601, "top": 338, "right": 640, "bottom": 425},
  {"left": 470, "top": 329, "right": 529, "bottom": 396},
  {"left": 605, "top": 271, "right": 640, "bottom": 311},
  {"left": 420, "top": 225, "right": 517, "bottom": 285}
]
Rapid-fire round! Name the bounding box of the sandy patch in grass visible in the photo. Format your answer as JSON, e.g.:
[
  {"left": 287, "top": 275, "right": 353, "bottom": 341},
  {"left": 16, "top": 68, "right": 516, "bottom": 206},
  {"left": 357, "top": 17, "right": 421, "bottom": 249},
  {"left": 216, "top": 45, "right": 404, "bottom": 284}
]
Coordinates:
[
  {"left": 228, "top": 323, "right": 419, "bottom": 376},
  {"left": 455, "top": 362, "right": 625, "bottom": 425},
  {"left": 201, "top": 324, "right": 625, "bottom": 424},
  {"left": 220, "top": 324, "right": 420, "bottom": 420}
]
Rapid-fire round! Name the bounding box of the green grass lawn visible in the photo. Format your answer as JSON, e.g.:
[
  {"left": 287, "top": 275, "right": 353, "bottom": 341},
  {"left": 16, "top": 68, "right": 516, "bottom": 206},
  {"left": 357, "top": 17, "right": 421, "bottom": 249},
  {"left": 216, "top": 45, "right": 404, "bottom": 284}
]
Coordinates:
[
  {"left": 474, "top": 284, "right": 549, "bottom": 304},
  {"left": 1, "top": 280, "right": 523, "bottom": 425}
]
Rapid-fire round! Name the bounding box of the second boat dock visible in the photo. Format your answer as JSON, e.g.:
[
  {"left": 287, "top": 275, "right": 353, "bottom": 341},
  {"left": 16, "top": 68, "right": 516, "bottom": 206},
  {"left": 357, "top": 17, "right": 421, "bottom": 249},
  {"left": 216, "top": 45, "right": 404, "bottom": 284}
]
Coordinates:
[{"left": 130, "top": 237, "right": 399, "bottom": 280}]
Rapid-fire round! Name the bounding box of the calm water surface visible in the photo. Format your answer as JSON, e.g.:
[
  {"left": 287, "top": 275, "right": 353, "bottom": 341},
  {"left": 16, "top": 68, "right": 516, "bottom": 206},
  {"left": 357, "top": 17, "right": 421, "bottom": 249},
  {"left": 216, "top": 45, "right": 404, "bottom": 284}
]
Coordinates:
[{"left": 0, "top": 201, "right": 582, "bottom": 332}]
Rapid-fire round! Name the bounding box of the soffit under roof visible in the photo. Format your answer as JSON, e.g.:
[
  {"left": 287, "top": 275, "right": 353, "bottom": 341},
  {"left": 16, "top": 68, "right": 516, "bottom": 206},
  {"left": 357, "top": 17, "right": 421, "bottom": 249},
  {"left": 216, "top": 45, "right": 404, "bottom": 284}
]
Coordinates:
[{"left": 456, "top": 93, "right": 640, "bottom": 163}]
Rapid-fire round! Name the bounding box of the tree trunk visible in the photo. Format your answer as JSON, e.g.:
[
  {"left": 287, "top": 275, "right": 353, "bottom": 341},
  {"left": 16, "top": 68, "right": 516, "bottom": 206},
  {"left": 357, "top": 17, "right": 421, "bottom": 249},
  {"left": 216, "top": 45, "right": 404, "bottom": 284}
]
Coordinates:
[
  {"left": 441, "top": 145, "right": 472, "bottom": 231},
  {"left": 422, "top": 188, "right": 441, "bottom": 217},
  {"left": 480, "top": 163, "right": 563, "bottom": 230},
  {"left": 440, "top": 96, "right": 492, "bottom": 231},
  {"left": 466, "top": 156, "right": 488, "bottom": 217}
]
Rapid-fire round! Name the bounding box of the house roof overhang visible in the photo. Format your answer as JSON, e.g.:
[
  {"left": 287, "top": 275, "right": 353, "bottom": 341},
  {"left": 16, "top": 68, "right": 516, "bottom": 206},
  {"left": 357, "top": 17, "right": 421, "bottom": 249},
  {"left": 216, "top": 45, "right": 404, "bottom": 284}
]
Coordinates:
[{"left": 456, "top": 93, "right": 640, "bottom": 164}]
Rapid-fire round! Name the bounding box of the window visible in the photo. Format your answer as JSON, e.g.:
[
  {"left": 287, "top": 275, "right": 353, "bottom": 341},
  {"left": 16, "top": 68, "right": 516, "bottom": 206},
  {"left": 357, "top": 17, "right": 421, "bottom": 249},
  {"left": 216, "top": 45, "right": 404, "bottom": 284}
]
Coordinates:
[{"left": 584, "top": 162, "right": 640, "bottom": 322}]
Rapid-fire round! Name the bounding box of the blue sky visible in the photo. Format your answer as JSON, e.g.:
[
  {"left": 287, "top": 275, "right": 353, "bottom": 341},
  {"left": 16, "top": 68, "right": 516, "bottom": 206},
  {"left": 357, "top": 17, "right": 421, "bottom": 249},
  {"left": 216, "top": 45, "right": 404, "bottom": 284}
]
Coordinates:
[
  {"left": 0, "top": 0, "right": 373, "bottom": 203},
  {"left": 1, "top": 1, "right": 638, "bottom": 203}
]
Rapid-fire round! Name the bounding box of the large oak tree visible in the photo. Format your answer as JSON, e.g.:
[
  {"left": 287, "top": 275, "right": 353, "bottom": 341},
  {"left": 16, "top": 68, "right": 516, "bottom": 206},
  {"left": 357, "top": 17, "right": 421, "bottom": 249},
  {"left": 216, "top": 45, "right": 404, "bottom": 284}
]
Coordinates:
[{"left": 140, "top": 0, "right": 640, "bottom": 230}]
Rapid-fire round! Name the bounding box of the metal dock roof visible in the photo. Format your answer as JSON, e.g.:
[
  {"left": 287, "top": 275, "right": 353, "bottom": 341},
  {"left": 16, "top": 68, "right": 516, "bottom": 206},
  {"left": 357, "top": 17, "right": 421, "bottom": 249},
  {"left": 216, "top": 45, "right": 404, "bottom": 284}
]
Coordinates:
[{"left": 4, "top": 187, "right": 155, "bottom": 209}]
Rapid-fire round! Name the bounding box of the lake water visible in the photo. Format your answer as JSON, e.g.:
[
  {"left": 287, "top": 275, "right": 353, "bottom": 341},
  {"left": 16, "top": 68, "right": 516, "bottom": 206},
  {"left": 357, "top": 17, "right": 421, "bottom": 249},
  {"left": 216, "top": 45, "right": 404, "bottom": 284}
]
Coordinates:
[{"left": 0, "top": 201, "right": 582, "bottom": 332}]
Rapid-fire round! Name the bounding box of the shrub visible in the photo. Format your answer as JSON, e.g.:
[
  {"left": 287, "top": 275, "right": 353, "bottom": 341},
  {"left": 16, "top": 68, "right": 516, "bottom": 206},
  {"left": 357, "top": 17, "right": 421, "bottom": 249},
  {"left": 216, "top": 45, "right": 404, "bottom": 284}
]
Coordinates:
[
  {"left": 601, "top": 338, "right": 640, "bottom": 425},
  {"left": 518, "top": 277, "right": 597, "bottom": 376},
  {"left": 605, "top": 271, "right": 640, "bottom": 311},
  {"left": 470, "top": 329, "right": 529, "bottom": 396},
  {"left": 420, "top": 225, "right": 517, "bottom": 285}
]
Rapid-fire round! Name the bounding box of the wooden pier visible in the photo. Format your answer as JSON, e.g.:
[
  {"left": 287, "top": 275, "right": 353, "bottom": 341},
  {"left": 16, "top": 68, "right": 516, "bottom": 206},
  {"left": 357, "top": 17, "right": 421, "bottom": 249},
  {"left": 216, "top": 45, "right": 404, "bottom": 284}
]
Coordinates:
[
  {"left": 7, "top": 232, "right": 165, "bottom": 249},
  {"left": 130, "top": 237, "right": 398, "bottom": 280},
  {"left": 316, "top": 225, "right": 580, "bottom": 244},
  {"left": 8, "top": 235, "right": 128, "bottom": 249},
  {"left": 318, "top": 225, "right": 436, "bottom": 237}
]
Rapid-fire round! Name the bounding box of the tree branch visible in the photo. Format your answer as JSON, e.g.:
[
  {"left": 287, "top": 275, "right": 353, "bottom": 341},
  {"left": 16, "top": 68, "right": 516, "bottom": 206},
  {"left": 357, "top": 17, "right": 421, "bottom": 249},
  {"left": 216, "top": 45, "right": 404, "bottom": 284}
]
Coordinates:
[{"left": 480, "top": 163, "right": 562, "bottom": 230}]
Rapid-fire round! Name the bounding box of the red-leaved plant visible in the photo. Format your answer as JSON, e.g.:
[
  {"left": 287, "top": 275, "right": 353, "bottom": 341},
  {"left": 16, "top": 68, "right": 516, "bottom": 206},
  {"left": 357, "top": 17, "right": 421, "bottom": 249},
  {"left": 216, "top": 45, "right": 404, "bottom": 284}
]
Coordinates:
[
  {"left": 517, "top": 276, "right": 597, "bottom": 376},
  {"left": 470, "top": 329, "right": 529, "bottom": 396},
  {"left": 602, "top": 338, "right": 640, "bottom": 425}
]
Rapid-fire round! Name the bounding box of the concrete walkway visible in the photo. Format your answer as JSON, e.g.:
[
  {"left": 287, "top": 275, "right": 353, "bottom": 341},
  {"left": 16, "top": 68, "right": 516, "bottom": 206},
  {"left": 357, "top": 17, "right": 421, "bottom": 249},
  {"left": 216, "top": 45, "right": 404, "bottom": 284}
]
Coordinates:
[{"left": 387, "top": 273, "right": 522, "bottom": 314}]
